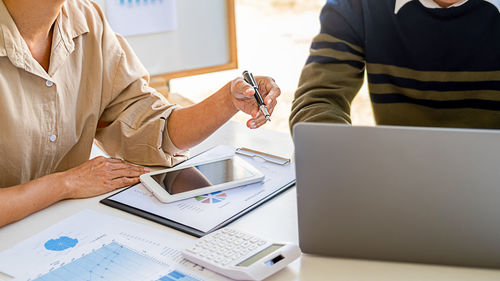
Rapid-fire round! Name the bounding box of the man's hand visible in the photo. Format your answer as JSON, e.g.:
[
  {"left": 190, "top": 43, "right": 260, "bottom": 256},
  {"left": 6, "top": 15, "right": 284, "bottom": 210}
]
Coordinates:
[
  {"left": 60, "top": 157, "right": 149, "bottom": 198},
  {"left": 230, "top": 76, "right": 281, "bottom": 129}
]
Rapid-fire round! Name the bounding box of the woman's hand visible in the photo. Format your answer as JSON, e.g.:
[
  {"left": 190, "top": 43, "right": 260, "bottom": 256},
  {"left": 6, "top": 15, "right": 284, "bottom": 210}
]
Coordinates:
[
  {"left": 60, "top": 156, "right": 149, "bottom": 198},
  {"left": 230, "top": 76, "right": 281, "bottom": 129},
  {"left": 0, "top": 157, "right": 149, "bottom": 226},
  {"left": 166, "top": 74, "right": 281, "bottom": 150}
]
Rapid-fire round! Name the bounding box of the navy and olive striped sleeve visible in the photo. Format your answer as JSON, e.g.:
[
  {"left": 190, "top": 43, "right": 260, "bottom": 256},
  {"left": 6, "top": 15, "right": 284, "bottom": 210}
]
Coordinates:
[{"left": 290, "top": 0, "right": 366, "bottom": 131}]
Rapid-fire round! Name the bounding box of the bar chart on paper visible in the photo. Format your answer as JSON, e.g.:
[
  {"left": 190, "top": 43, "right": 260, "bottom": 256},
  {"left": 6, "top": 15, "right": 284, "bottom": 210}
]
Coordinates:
[
  {"left": 34, "top": 242, "right": 201, "bottom": 281},
  {"left": 105, "top": 0, "right": 177, "bottom": 36}
]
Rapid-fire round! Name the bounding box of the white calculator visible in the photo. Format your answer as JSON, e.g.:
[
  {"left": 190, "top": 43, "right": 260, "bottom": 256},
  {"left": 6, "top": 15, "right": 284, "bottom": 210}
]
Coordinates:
[{"left": 182, "top": 228, "right": 301, "bottom": 281}]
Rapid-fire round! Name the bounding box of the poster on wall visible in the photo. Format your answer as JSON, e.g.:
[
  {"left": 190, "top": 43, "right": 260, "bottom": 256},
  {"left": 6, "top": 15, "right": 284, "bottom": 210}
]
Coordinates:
[{"left": 106, "top": 0, "right": 178, "bottom": 37}]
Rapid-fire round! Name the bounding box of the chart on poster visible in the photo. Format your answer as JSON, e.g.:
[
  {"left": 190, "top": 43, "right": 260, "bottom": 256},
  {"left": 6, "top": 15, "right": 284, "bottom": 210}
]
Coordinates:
[
  {"left": 105, "top": 0, "right": 177, "bottom": 36},
  {"left": 92, "top": 0, "right": 237, "bottom": 78}
]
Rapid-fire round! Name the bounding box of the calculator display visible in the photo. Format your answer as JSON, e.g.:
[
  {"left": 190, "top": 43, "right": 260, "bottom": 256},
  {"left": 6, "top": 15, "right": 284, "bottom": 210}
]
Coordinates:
[
  {"left": 151, "top": 158, "right": 254, "bottom": 195},
  {"left": 236, "top": 244, "right": 284, "bottom": 267}
]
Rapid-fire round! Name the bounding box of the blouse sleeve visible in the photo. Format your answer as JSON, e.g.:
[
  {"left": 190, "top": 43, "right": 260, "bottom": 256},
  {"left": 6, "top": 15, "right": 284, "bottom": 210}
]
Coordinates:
[{"left": 95, "top": 18, "right": 188, "bottom": 167}]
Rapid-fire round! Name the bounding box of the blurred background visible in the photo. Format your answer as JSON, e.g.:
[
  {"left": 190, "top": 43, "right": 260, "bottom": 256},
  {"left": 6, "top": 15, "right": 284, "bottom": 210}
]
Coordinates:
[{"left": 169, "top": 0, "right": 374, "bottom": 133}]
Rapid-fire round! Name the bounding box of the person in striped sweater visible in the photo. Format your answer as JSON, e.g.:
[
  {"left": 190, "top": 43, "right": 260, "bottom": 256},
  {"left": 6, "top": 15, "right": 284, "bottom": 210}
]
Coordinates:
[{"left": 290, "top": 0, "right": 500, "bottom": 129}]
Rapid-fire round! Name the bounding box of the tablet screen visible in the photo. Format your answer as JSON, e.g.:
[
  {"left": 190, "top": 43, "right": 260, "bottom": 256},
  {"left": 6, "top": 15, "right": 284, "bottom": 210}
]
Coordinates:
[{"left": 150, "top": 158, "right": 254, "bottom": 195}]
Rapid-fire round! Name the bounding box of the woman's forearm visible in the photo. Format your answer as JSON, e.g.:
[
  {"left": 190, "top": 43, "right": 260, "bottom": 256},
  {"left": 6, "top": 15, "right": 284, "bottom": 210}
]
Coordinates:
[
  {"left": 0, "top": 156, "right": 148, "bottom": 227},
  {"left": 167, "top": 82, "right": 238, "bottom": 150},
  {"left": 0, "top": 173, "right": 68, "bottom": 227},
  {"left": 166, "top": 74, "right": 280, "bottom": 151}
]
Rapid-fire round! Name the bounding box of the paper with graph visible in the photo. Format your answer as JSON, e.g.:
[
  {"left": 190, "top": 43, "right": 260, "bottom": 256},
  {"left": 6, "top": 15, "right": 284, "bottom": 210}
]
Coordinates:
[
  {"left": 107, "top": 145, "right": 296, "bottom": 233},
  {"left": 0, "top": 210, "right": 229, "bottom": 281}
]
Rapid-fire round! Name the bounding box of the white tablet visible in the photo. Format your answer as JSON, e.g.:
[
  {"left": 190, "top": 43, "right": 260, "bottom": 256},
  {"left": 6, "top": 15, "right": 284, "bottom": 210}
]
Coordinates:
[{"left": 140, "top": 156, "right": 265, "bottom": 203}]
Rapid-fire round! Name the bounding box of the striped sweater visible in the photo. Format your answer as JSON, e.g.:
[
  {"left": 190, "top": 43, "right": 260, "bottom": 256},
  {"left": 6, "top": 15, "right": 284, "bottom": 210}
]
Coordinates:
[{"left": 290, "top": 0, "right": 500, "bottom": 129}]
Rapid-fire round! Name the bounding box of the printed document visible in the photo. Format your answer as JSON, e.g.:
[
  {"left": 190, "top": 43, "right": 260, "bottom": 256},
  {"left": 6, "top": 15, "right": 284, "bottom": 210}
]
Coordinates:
[
  {"left": 0, "top": 210, "right": 229, "bottom": 281},
  {"left": 108, "top": 145, "right": 296, "bottom": 233}
]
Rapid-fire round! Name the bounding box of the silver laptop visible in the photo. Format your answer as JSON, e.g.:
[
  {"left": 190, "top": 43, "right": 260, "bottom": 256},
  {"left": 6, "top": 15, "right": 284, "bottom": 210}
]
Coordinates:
[{"left": 293, "top": 123, "right": 500, "bottom": 269}]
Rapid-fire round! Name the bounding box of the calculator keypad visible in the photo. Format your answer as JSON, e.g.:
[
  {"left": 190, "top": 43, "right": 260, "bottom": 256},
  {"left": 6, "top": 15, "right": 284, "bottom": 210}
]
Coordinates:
[{"left": 186, "top": 228, "right": 267, "bottom": 266}]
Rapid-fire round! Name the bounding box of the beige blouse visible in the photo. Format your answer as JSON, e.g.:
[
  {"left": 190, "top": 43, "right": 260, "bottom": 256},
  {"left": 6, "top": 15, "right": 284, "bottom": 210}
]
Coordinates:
[{"left": 0, "top": 0, "right": 187, "bottom": 188}]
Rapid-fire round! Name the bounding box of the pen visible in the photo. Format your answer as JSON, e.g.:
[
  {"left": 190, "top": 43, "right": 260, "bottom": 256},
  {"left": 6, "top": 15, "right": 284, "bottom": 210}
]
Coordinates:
[{"left": 242, "top": 70, "right": 271, "bottom": 122}]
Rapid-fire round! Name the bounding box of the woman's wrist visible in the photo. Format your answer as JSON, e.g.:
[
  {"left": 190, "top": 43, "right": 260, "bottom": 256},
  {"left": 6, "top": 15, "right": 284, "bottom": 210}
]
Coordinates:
[
  {"left": 49, "top": 171, "right": 73, "bottom": 200},
  {"left": 225, "top": 81, "right": 240, "bottom": 114}
]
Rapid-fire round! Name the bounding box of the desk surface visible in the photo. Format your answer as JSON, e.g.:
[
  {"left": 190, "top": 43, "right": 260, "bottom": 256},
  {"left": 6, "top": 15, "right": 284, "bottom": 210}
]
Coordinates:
[{"left": 1, "top": 121, "right": 500, "bottom": 281}]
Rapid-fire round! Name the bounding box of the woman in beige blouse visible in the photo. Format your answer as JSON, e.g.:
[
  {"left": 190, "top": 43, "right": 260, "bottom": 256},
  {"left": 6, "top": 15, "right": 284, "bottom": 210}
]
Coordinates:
[{"left": 0, "top": 0, "right": 281, "bottom": 226}]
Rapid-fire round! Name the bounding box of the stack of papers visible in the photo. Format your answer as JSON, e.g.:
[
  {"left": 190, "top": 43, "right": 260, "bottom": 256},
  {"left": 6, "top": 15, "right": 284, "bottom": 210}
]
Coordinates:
[{"left": 104, "top": 145, "right": 296, "bottom": 235}]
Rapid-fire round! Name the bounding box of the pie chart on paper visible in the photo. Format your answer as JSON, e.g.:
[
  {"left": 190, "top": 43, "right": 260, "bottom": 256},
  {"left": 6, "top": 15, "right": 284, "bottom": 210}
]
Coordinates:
[
  {"left": 44, "top": 236, "right": 78, "bottom": 251},
  {"left": 195, "top": 191, "right": 227, "bottom": 204}
]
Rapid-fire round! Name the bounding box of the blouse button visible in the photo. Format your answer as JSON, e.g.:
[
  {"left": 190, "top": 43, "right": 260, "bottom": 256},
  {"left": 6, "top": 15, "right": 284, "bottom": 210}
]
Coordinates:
[
  {"left": 45, "top": 80, "right": 54, "bottom": 87},
  {"left": 49, "top": 134, "right": 57, "bottom": 142}
]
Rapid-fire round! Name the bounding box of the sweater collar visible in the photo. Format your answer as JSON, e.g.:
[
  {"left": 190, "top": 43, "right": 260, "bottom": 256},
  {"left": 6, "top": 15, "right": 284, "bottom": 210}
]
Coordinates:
[{"left": 394, "top": 0, "right": 500, "bottom": 13}]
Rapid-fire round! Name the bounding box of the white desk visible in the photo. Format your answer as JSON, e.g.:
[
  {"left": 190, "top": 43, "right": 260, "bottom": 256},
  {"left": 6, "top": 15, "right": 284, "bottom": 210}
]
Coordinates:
[{"left": 1, "top": 121, "right": 500, "bottom": 281}]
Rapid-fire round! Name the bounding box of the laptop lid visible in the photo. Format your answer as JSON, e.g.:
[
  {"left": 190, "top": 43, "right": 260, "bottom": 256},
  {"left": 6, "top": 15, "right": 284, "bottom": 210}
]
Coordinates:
[{"left": 293, "top": 123, "right": 500, "bottom": 268}]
